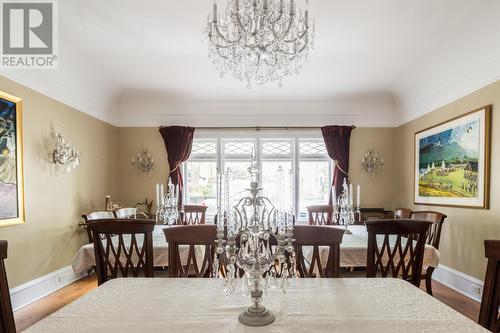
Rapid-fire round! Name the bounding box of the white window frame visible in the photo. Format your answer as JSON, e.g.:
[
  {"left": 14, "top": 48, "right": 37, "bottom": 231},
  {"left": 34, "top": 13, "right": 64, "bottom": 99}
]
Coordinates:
[{"left": 184, "top": 130, "right": 331, "bottom": 222}]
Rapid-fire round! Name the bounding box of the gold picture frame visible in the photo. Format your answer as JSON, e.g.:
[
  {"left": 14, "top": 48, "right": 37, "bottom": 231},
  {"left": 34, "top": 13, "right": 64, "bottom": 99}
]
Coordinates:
[
  {"left": 0, "top": 91, "right": 25, "bottom": 226},
  {"left": 414, "top": 105, "right": 491, "bottom": 209}
]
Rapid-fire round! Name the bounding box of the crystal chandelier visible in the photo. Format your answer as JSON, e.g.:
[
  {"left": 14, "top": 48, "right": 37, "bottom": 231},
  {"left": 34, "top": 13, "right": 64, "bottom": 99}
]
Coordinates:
[
  {"left": 206, "top": 0, "right": 314, "bottom": 87},
  {"left": 214, "top": 151, "right": 295, "bottom": 326}
]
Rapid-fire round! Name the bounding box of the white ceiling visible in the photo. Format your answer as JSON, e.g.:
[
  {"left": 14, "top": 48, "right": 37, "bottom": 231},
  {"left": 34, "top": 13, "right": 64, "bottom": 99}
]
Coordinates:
[{"left": 1, "top": 0, "right": 500, "bottom": 127}]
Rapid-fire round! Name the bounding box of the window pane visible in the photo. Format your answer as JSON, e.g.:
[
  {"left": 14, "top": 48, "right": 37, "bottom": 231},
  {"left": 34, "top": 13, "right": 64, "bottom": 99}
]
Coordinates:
[
  {"left": 261, "top": 161, "right": 293, "bottom": 211},
  {"left": 299, "top": 161, "right": 330, "bottom": 218},
  {"left": 185, "top": 161, "right": 217, "bottom": 217},
  {"left": 224, "top": 161, "right": 252, "bottom": 205},
  {"left": 223, "top": 141, "right": 255, "bottom": 157},
  {"left": 192, "top": 140, "right": 217, "bottom": 156},
  {"left": 262, "top": 141, "right": 292, "bottom": 156},
  {"left": 299, "top": 141, "right": 327, "bottom": 156}
]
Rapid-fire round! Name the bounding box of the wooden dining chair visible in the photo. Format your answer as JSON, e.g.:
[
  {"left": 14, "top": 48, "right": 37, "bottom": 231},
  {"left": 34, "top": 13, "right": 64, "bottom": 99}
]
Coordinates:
[
  {"left": 179, "top": 205, "right": 207, "bottom": 225},
  {"left": 164, "top": 224, "right": 217, "bottom": 278},
  {"left": 294, "top": 225, "right": 345, "bottom": 278},
  {"left": 410, "top": 211, "right": 447, "bottom": 295},
  {"left": 114, "top": 207, "right": 137, "bottom": 219},
  {"left": 394, "top": 208, "right": 412, "bottom": 219},
  {"left": 87, "top": 219, "right": 155, "bottom": 285},
  {"left": 306, "top": 205, "right": 335, "bottom": 225},
  {"left": 366, "top": 219, "right": 432, "bottom": 287},
  {"left": 0, "top": 241, "right": 16, "bottom": 333},
  {"left": 82, "top": 211, "right": 116, "bottom": 243},
  {"left": 479, "top": 240, "right": 500, "bottom": 332}
]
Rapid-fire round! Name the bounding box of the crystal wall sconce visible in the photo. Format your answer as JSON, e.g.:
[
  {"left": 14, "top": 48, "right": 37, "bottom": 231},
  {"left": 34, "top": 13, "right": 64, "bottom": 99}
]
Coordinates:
[
  {"left": 52, "top": 130, "right": 80, "bottom": 171},
  {"left": 131, "top": 149, "right": 154, "bottom": 173},
  {"left": 361, "top": 148, "right": 384, "bottom": 175}
]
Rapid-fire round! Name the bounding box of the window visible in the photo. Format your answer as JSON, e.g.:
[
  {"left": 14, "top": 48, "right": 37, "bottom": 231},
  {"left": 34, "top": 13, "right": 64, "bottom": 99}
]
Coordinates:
[{"left": 184, "top": 135, "right": 331, "bottom": 222}]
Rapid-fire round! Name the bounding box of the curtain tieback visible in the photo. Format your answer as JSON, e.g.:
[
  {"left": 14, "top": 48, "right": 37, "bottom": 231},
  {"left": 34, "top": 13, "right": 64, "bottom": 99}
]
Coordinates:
[{"left": 335, "top": 164, "right": 349, "bottom": 177}]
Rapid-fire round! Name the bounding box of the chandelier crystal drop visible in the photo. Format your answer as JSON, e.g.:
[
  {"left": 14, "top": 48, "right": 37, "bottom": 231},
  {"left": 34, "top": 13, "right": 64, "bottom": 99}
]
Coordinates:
[{"left": 206, "top": 0, "right": 315, "bottom": 88}]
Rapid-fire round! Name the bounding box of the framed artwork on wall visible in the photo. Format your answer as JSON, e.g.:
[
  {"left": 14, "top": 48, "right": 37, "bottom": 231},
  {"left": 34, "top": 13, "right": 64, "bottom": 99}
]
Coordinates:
[
  {"left": 0, "top": 91, "right": 24, "bottom": 226},
  {"left": 414, "top": 105, "right": 491, "bottom": 209}
]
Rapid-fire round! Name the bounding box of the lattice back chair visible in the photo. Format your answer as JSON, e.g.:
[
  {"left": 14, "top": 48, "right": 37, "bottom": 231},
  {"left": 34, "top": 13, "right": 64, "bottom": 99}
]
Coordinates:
[
  {"left": 366, "top": 219, "right": 432, "bottom": 287},
  {"left": 164, "top": 224, "right": 218, "bottom": 278},
  {"left": 179, "top": 205, "right": 207, "bottom": 225},
  {"left": 410, "top": 211, "right": 447, "bottom": 249},
  {"left": 410, "top": 211, "right": 447, "bottom": 295},
  {"left": 0, "top": 241, "right": 16, "bottom": 333},
  {"left": 114, "top": 207, "right": 137, "bottom": 219},
  {"left": 87, "top": 219, "right": 155, "bottom": 285},
  {"left": 479, "top": 240, "right": 500, "bottom": 332},
  {"left": 82, "top": 211, "right": 115, "bottom": 243},
  {"left": 307, "top": 205, "right": 336, "bottom": 226},
  {"left": 294, "top": 225, "right": 345, "bottom": 278},
  {"left": 394, "top": 208, "right": 412, "bottom": 219}
]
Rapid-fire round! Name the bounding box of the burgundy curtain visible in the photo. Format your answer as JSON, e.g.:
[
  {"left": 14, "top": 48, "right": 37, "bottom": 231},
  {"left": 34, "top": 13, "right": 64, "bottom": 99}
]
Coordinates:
[
  {"left": 321, "top": 126, "right": 354, "bottom": 205},
  {"left": 159, "top": 126, "right": 195, "bottom": 207}
]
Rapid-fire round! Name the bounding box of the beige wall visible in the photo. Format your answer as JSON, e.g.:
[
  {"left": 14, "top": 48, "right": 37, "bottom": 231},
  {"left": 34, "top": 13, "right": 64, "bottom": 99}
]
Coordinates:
[
  {"left": 116, "top": 127, "right": 397, "bottom": 214},
  {"left": 116, "top": 128, "right": 169, "bottom": 208},
  {"left": 395, "top": 80, "right": 500, "bottom": 280},
  {"left": 350, "top": 128, "right": 396, "bottom": 209},
  {"left": 0, "top": 76, "right": 118, "bottom": 287}
]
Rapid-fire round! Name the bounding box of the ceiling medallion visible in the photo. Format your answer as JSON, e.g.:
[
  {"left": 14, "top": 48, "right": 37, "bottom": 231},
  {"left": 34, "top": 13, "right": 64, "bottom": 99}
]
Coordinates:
[{"left": 206, "top": 0, "right": 314, "bottom": 88}]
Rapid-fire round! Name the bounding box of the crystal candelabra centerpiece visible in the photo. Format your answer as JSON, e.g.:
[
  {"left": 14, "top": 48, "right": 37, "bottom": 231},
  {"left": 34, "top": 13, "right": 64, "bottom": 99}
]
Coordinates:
[
  {"left": 206, "top": 0, "right": 315, "bottom": 88},
  {"left": 214, "top": 151, "right": 295, "bottom": 327},
  {"left": 155, "top": 178, "right": 180, "bottom": 225},
  {"left": 332, "top": 179, "right": 360, "bottom": 235}
]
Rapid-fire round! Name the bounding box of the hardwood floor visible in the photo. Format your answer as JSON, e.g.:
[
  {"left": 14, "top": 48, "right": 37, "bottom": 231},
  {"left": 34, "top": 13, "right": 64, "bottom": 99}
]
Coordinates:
[
  {"left": 426, "top": 280, "right": 480, "bottom": 321},
  {"left": 14, "top": 276, "right": 480, "bottom": 331},
  {"left": 14, "top": 276, "right": 98, "bottom": 332}
]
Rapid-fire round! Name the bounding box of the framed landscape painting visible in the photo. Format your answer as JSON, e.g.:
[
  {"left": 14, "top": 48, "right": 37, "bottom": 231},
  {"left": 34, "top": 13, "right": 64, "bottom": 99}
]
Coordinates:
[
  {"left": 0, "top": 91, "right": 24, "bottom": 226},
  {"left": 415, "top": 106, "right": 491, "bottom": 209}
]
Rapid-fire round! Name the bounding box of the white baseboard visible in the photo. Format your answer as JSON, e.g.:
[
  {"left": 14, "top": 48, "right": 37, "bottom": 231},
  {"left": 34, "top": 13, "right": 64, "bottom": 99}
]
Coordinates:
[
  {"left": 433, "top": 264, "right": 484, "bottom": 303},
  {"left": 9, "top": 265, "right": 86, "bottom": 311}
]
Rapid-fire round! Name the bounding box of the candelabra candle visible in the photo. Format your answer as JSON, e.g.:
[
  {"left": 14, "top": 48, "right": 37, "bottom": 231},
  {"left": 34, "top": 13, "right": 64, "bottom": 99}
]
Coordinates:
[{"left": 214, "top": 154, "right": 295, "bottom": 327}]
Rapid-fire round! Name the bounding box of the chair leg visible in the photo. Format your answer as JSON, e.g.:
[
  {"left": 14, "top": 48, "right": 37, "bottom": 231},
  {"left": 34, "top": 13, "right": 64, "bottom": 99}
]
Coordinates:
[{"left": 425, "top": 267, "right": 435, "bottom": 296}]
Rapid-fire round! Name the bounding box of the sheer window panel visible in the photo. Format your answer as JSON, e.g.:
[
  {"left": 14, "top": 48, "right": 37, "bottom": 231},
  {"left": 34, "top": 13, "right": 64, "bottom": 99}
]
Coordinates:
[
  {"left": 261, "top": 161, "right": 293, "bottom": 211},
  {"left": 223, "top": 161, "right": 252, "bottom": 207},
  {"left": 298, "top": 161, "right": 330, "bottom": 219},
  {"left": 185, "top": 161, "right": 217, "bottom": 217}
]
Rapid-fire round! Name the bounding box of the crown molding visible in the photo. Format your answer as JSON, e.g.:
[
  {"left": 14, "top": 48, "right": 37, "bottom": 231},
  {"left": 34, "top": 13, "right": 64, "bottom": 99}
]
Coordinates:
[{"left": 0, "top": 72, "right": 118, "bottom": 126}]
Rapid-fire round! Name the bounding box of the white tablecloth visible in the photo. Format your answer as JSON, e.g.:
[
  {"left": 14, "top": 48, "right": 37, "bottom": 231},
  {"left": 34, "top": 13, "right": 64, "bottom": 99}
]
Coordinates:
[
  {"left": 27, "top": 278, "right": 487, "bottom": 333},
  {"left": 72, "top": 225, "right": 440, "bottom": 275}
]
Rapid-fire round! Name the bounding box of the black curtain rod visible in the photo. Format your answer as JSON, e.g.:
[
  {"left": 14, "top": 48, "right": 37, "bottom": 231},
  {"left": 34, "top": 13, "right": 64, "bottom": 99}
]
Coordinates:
[{"left": 192, "top": 125, "right": 356, "bottom": 130}]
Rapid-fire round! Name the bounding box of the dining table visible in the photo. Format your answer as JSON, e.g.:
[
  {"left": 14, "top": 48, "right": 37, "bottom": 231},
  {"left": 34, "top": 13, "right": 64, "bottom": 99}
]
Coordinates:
[
  {"left": 71, "top": 225, "right": 440, "bottom": 275},
  {"left": 26, "top": 277, "right": 487, "bottom": 332}
]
